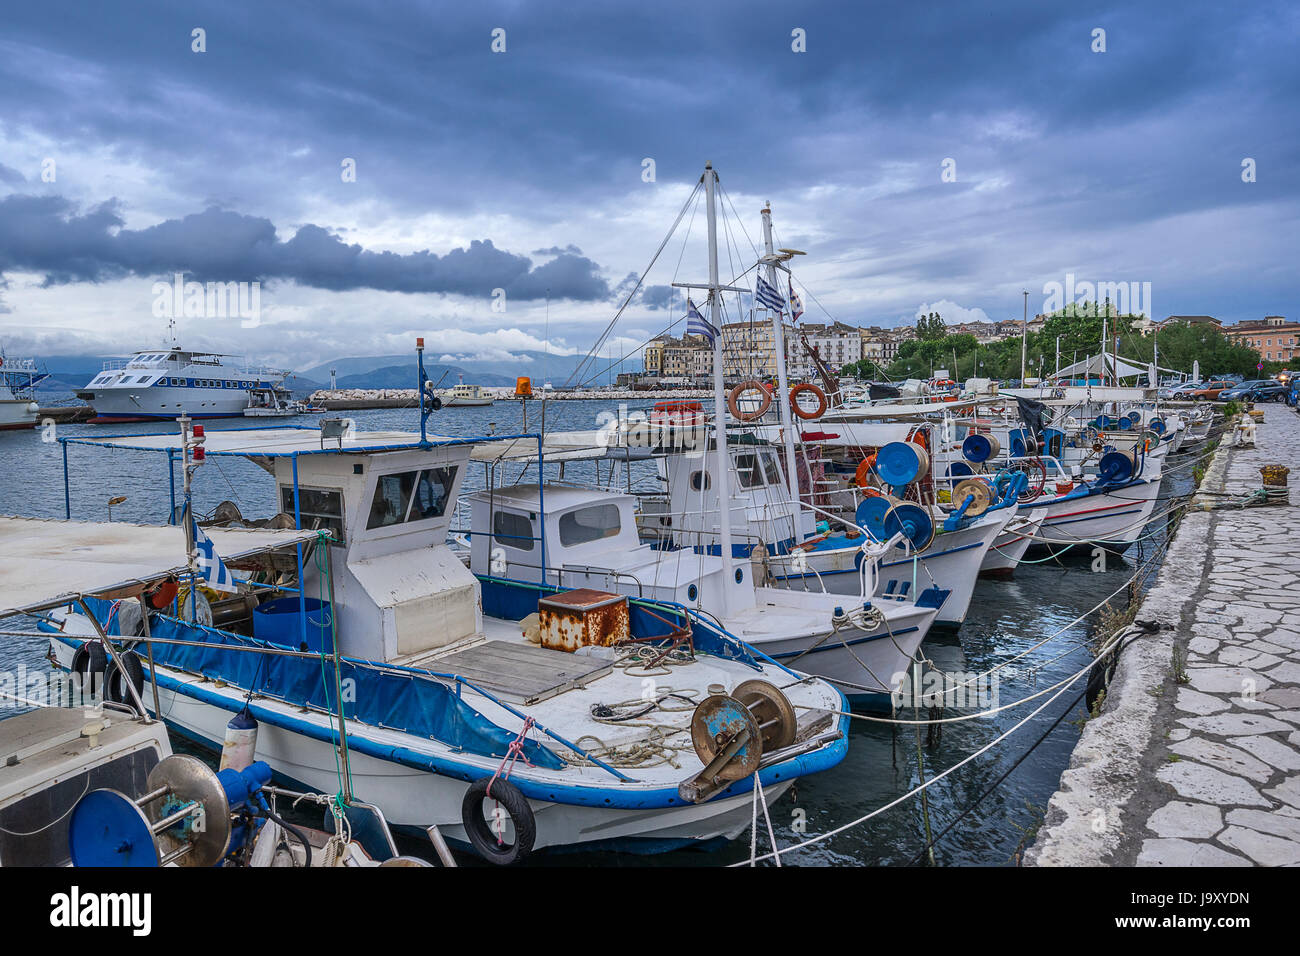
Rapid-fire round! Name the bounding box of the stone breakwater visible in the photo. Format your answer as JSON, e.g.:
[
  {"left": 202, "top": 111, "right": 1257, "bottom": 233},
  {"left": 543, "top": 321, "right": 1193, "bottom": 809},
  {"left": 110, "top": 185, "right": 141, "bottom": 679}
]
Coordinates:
[
  {"left": 1028, "top": 405, "right": 1300, "bottom": 866},
  {"left": 309, "top": 387, "right": 710, "bottom": 408}
]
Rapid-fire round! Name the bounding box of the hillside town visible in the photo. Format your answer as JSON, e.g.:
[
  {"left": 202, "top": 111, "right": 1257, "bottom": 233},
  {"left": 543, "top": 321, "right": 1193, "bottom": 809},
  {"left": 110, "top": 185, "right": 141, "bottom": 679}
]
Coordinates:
[{"left": 632, "top": 311, "right": 1297, "bottom": 386}]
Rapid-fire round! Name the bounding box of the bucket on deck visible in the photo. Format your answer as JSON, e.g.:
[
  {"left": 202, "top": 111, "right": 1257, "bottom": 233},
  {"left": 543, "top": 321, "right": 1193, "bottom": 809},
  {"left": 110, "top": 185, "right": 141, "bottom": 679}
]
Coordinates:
[{"left": 252, "top": 597, "right": 334, "bottom": 652}]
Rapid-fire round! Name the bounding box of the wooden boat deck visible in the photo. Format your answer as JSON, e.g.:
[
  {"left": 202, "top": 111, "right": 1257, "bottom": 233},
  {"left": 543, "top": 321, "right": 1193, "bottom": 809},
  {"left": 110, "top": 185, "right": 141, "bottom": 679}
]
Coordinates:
[{"left": 431, "top": 639, "right": 613, "bottom": 704}]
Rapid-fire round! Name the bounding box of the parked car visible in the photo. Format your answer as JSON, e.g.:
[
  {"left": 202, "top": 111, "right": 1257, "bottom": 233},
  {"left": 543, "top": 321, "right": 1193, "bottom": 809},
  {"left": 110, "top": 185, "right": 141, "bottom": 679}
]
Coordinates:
[
  {"left": 1159, "top": 382, "right": 1202, "bottom": 400},
  {"left": 1220, "top": 379, "right": 1289, "bottom": 402},
  {"left": 1189, "top": 380, "right": 1235, "bottom": 400}
]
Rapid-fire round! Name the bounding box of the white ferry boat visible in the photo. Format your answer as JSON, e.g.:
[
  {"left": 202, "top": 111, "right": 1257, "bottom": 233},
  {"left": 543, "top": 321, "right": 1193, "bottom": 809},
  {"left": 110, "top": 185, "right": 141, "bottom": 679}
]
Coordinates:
[
  {"left": 443, "top": 374, "right": 494, "bottom": 407},
  {"left": 76, "top": 347, "right": 289, "bottom": 423}
]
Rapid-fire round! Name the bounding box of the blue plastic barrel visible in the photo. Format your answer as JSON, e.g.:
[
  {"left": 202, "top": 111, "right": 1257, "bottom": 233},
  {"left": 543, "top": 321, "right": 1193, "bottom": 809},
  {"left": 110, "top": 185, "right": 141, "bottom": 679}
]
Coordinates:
[{"left": 253, "top": 597, "right": 334, "bottom": 652}]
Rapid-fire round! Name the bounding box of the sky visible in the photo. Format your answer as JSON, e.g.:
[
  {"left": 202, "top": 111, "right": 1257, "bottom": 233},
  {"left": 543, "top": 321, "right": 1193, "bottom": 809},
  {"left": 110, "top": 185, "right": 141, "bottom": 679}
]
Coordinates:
[{"left": 0, "top": 0, "right": 1297, "bottom": 373}]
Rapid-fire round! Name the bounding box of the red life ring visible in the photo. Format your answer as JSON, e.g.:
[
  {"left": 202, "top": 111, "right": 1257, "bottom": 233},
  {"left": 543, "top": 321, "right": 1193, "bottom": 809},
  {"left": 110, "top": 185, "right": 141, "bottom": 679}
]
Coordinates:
[
  {"left": 727, "top": 381, "right": 772, "bottom": 421},
  {"left": 789, "top": 383, "right": 827, "bottom": 420}
]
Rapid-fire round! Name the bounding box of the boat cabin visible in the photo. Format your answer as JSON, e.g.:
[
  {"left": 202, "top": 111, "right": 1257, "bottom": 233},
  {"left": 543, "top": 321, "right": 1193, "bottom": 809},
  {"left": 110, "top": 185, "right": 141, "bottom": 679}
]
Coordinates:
[{"left": 466, "top": 484, "right": 756, "bottom": 613}]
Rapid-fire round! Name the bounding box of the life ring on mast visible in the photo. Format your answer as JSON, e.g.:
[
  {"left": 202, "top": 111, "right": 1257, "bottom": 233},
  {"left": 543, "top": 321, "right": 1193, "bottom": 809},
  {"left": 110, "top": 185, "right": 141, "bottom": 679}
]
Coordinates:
[
  {"left": 727, "top": 381, "right": 772, "bottom": 422},
  {"left": 854, "top": 454, "right": 878, "bottom": 488},
  {"left": 789, "top": 383, "right": 827, "bottom": 420},
  {"left": 461, "top": 777, "right": 537, "bottom": 865}
]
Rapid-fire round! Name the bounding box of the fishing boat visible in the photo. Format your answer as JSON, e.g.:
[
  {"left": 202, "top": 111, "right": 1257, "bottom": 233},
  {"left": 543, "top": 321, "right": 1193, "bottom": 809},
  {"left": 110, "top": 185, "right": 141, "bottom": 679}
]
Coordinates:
[
  {"left": 0, "top": 520, "right": 442, "bottom": 867},
  {"left": 39, "top": 356, "right": 854, "bottom": 862},
  {"left": 443, "top": 374, "right": 494, "bottom": 407},
  {"left": 243, "top": 384, "right": 321, "bottom": 417},
  {"left": 0, "top": 351, "right": 45, "bottom": 431}
]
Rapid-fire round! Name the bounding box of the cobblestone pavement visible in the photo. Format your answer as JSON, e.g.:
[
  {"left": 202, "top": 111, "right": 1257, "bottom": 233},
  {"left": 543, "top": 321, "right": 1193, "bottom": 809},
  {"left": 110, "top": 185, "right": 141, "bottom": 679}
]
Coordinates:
[{"left": 1029, "top": 403, "right": 1300, "bottom": 866}]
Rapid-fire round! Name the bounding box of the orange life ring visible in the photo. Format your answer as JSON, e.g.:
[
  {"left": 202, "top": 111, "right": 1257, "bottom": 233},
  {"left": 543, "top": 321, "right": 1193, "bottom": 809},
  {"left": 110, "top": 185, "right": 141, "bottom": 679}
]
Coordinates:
[
  {"left": 789, "top": 383, "right": 827, "bottom": 420},
  {"left": 854, "top": 454, "right": 877, "bottom": 488},
  {"left": 727, "top": 380, "right": 772, "bottom": 421}
]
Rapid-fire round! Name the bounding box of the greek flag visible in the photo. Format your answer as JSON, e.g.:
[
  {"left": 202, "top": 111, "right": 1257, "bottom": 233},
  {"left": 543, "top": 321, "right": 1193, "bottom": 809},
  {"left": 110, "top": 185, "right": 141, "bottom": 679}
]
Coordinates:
[
  {"left": 788, "top": 281, "right": 804, "bottom": 322},
  {"left": 686, "top": 298, "right": 717, "bottom": 344},
  {"left": 755, "top": 275, "right": 786, "bottom": 313},
  {"left": 192, "top": 518, "right": 238, "bottom": 593}
]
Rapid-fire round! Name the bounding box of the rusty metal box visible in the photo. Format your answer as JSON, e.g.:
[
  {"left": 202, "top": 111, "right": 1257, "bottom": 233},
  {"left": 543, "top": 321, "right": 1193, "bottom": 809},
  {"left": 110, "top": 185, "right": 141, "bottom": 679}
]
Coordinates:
[{"left": 537, "top": 589, "right": 629, "bottom": 653}]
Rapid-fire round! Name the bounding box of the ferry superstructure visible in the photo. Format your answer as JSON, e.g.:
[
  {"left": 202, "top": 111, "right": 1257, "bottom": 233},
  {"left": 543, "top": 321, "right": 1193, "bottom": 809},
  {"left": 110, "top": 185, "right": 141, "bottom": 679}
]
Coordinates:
[{"left": 76, "top": 347, "right": 289, "bottom": 423}]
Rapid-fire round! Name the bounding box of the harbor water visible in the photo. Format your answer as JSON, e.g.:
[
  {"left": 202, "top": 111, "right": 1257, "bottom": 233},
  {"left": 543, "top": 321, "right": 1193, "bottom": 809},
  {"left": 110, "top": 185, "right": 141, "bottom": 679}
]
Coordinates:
[{"left": 0, "top": 398, "right": 1189, "bottom": 866}]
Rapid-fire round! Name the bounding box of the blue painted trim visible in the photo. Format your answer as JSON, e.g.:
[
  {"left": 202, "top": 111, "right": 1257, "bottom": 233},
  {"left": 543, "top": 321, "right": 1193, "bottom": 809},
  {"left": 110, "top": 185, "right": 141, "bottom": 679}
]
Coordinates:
[
  {"left": 134, "top": 660, "right": 850, "bottom": 811},
  {"left": 879, "top": 539, "right": 982, "bottom": 569}
]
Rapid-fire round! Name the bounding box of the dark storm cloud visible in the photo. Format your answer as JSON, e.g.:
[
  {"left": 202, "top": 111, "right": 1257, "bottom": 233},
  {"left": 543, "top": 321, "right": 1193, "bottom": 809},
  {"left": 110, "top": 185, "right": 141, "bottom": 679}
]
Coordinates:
[
  {"left": 0, "top": 195, "right": 610, "bottom": 300},
  {"left": 0, "top": 0, "right": 1296, "bottom": 325}
]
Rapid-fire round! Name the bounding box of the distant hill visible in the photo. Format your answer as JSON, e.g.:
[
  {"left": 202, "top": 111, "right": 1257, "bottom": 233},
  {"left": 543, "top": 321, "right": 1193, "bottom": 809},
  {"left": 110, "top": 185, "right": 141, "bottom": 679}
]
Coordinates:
[
  {"left": 334, "top": 364, "right": 517, "bottom": 389},
  {"left": 302, "top": 349, "right": 628, "bottom": 388}
]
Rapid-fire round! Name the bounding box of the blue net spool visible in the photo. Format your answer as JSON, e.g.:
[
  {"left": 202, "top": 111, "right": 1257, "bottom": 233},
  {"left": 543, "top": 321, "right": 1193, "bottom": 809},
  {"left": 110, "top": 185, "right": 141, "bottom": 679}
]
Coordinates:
[
  {"left": 1117, "top": 416, "right": 1133, "bottom": 430},
  {"left": 961, "top": 432, "right": 1000, "bottom": 464},
  {"left": 1097, "top": 449, "right": 1136, "bottom": 483},
  {"left": 884, "top": 502, "right": 934, "bottom": 552},
  {"left": 855, "top": 495, "right": 895, "bottom": 541},
  {"left": 69, "top": 789, "right": 161, "bottom": 867},
  {"left": 1125, "top": 411, "right": 1142, "bottom": 424},
  {"left": 945, "top": 461, "right": 975, "bottom": 481},
  {"left": 1150, "top": 417, "right": 1166, "bottom": 435},
  {"left": 875, "top": 441, "right": 929, "bottom": 486}
]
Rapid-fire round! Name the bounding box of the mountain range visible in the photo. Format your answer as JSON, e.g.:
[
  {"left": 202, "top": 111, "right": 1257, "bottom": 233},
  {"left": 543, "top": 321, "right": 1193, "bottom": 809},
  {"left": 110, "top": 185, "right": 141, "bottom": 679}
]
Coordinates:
[{"left": 23, "top": 348, "right": 631, "bottom": 396}]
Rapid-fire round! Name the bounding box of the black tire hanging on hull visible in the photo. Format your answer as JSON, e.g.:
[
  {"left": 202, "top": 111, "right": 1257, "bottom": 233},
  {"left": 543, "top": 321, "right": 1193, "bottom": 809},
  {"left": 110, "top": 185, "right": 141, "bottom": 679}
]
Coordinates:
[{"left": 460, "top": 778, "right": 536, "bottom": 865}]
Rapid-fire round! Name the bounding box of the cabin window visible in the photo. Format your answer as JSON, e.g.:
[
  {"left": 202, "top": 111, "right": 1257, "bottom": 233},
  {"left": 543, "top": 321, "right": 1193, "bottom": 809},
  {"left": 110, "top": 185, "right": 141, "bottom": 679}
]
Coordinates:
[
  {"left": 689, "top": 470, "right": 711, "bottom": 492},
  {"left": 734, "top": 453, "right": 764, "bottom": 488},
  {"left": 761, "top": 452, "right": 782, "bottom": 486},
  {"left": 366, "top": 466, "right": 457, "bottom": 529},
  {"left": 493, "top": 510, "right": 535, "bottom": 550},
  {"left": 559, "top": 504, "right": 621, "bottom": 546},
  {"left": 280, "top": 485, "right": 346, "bottom": 544}
]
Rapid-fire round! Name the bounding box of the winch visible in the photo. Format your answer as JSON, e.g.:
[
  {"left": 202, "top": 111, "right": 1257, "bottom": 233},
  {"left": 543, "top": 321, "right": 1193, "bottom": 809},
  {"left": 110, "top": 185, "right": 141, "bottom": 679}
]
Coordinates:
[{"left": 678, "top": 679, "right": 799, "bottom": 804}]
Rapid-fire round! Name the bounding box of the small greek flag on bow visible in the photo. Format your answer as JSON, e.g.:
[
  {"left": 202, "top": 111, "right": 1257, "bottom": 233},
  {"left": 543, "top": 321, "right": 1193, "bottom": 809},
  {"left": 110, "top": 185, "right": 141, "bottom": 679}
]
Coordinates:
[
  {"left": 755, "top": 275, "right": 786, "bottom": 313},
  {"left": 192, "top": 518, "right": 238, "bottom": 593},
  {"left": 788, "top": 281, "right": 804, "bottom": 322},
  {"left": 686, "top": 298, "right": 717, "bottom": 344}
]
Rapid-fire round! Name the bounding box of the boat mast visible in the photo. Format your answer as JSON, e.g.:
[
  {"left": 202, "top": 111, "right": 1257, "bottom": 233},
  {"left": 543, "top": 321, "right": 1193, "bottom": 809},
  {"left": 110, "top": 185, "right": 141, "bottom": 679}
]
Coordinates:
[
  {"left": 760, "top": 205, "right": 802, "bottom": 505},
  {"left": 704, "top": 165, "right": 735, "bottom": 614},
  {"left": 672, "top": 163, "right": 749, "bottom": 615}
]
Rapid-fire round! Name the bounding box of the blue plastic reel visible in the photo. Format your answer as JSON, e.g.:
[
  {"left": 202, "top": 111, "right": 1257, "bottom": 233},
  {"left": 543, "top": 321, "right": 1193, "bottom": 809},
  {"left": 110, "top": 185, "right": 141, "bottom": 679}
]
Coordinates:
[
  {"left": 855, "top": 496, "right": 893, "bottom": 541},
  {"left": 884, "top": 502, "right": 934, "bottom": 551},
  {"left": 961, "top": 433, "right": 996, "bottom": 464},
  {"left": 875, "top": 441, "right": 925, "bottom": 486},
  {"left": 69, "top": 789, "right": 160, "bottom": 867},
  {"left": 1097, "top": 450, "right": 1136, "bottom": 483}
]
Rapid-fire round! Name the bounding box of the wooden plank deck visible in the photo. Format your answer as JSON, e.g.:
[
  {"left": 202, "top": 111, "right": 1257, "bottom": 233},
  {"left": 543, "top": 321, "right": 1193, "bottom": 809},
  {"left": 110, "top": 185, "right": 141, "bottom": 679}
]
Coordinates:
[{"left": 432, "top": 640, "right": 613, "bottom": 704}]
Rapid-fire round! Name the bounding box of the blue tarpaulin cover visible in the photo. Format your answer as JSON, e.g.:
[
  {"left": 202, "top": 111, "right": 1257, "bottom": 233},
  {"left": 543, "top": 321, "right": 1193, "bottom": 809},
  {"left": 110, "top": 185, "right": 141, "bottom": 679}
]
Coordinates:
[{"left": 80, "top": 597, "right": 564, "bottom": 768}]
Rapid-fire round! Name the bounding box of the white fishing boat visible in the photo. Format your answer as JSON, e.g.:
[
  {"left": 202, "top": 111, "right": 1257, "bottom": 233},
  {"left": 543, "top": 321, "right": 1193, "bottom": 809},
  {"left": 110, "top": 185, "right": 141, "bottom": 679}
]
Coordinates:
[
  {"left": 979, "top": 509, "right": 1046, "bottom": 578},
  {"left": 0, "top": 522, "right": 444, "bottom": 868},
  {"left": 37, "top": 362, "right": 853, "bottom": 862},
  {"left": 243, "top": 384, "right": 321, "bottom": 417},
  {"left": 0, "top": 351, "right": 44, "bottom": 431}
]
